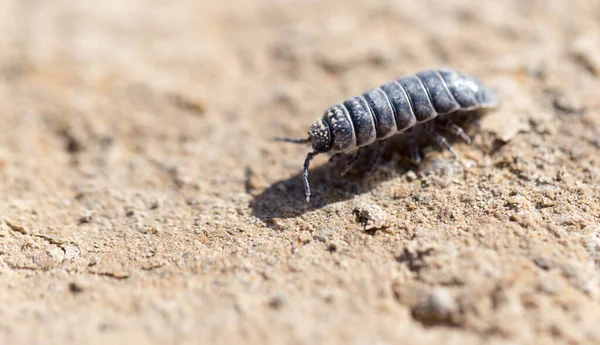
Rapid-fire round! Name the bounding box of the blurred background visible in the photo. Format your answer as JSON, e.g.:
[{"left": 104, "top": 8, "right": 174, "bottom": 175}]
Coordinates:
[
  {"left": 1, "top": 0, "right": 600, "bottom": 344},
  {"left": 0, "top": 0, "right": 598, "bottom": 194}
]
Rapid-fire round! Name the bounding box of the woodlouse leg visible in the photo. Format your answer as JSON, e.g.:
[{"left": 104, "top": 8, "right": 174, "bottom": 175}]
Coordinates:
[
  {"left": 411, "top": 144, "right": 422, "bottom": 164},
  {"left": 328, "top": 153, "right": 342, "bottom": 164},
  {"left": 433, "top": 132, "right": 459, "bottom": 159},
  {"left": 447, "top": 123, "right": 472, "bottom": 144},
  {"left": 367, "top": 141, "right": 387, "bottom": 174},
  {"left": 341, "top": 152, "right": 361, "bottom": 177},
  {"left": 303, "top": 152, "right": 318, "bottom": 203}
]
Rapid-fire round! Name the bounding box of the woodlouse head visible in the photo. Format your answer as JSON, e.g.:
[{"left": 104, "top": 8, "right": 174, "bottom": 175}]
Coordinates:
[{"left": 308, "top": 119, "right": 332, "bottom": 153}]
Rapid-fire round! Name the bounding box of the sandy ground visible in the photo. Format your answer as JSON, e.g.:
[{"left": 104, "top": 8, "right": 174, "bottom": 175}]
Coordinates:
[{"left": 1, "top": 0, "right": 600, "bottom": 344}]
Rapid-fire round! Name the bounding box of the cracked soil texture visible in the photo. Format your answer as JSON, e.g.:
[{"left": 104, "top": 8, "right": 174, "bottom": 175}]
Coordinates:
[{"left": 1, "top": 0, "right": 600, "bottom": 344}]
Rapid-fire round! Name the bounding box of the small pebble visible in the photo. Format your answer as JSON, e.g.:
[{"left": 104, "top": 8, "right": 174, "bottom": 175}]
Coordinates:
[
  {"left": 78, "top": 211, "right": 93, "bottom": 224},
  {"left": 150, "top": 200, "right": 160, "bottom": 210},
  {"left": 69, "top": 281, "right": 86, "bottom": 294},
  {"left": 268, "top": 294, "right": 285, "bottom": 309},
  {"left": 353, "top": 203, "right": 389, "bottom": 231},
  {"left": 411, "top": 287, "right": 457, "bottom": 326},
  {"left": 405, "top": 170, "right": 417, "bottom": 182}
]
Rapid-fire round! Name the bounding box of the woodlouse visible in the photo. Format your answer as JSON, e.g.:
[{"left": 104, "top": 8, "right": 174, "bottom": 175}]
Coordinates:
[{"left": 277, "top": 68, "right": 499, "bottom": 202}]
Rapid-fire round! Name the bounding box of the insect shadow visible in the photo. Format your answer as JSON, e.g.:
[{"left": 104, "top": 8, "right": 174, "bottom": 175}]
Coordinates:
[
  {"left": 250, "top": 112, "right": 487, "bottom": 221},
  {"left": 249, "top": 147, "right": 412, "bottom": 221}
]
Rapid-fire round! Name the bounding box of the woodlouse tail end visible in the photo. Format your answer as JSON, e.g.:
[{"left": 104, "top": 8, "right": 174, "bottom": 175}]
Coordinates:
[{"left": 478, "top": 86, "right": 501, "bottom": 109}]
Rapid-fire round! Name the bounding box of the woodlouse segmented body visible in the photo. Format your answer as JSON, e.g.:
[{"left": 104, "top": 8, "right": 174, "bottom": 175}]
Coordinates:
[{"left": 277, "top": 68, "right": 499, "bottom": 202}]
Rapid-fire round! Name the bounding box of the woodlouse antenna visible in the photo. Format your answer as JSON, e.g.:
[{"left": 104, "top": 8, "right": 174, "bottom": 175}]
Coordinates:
[{"left": 274, "top": 137, "right": 311, "bottom": 144}]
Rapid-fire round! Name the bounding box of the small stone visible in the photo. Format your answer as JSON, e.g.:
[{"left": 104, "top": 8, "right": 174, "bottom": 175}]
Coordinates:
[
  {"left": 69, "top": 281, "right": 86, "bottom": 294},
  {"left": 297, "top": 231, "right": 312, "bottom": 244},
  {"left": 78, "top": 211, "right": 94, "bottom": 224},
  {"left": 268, "top": 294, "right": 285, "bottom": 309},
  {"left": 405, "top": 170, "right": 417, "bottom": 182},
  {"left": 149, "top": 200, "right": 160, "bottom": 210},
  {"left": 510, "top": 212, "right": 536, "bottom": 228},
  {"left": 63, "top": 244, "right": 80, "bottom": 260},
  {"left": 537, "top": 276, "right": 563, "bottom": 295},
  {"left": 142, "top": 226, "right": 161, "bottom": 235},
  {"left": 88, "top": 256, "right": 100, "bottom": 267},
  {"left": 411, "top": 287, "right": 457, "bottom": 326},
  {"left": 533, "top": 256, "right": 554, "bottom": 270},
  {"left": 506, "top": 194, "right": 531, "bottom": 211},
  {"left": 353, "top": 203, "right": 389, "bottom": 231},
  {"left": 551, "top": 89, "right": 585, "bottom": 114}
]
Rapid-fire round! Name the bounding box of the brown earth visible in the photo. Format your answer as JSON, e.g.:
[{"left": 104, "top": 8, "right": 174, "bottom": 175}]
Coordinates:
[{"left": 1, "top": 0, "right": 600, "bottom": 344}]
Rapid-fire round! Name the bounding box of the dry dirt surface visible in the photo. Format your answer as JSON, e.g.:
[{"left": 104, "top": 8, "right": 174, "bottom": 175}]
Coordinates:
[{"left": 1, "top": 0, "right": 600, "bottom": 344}]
